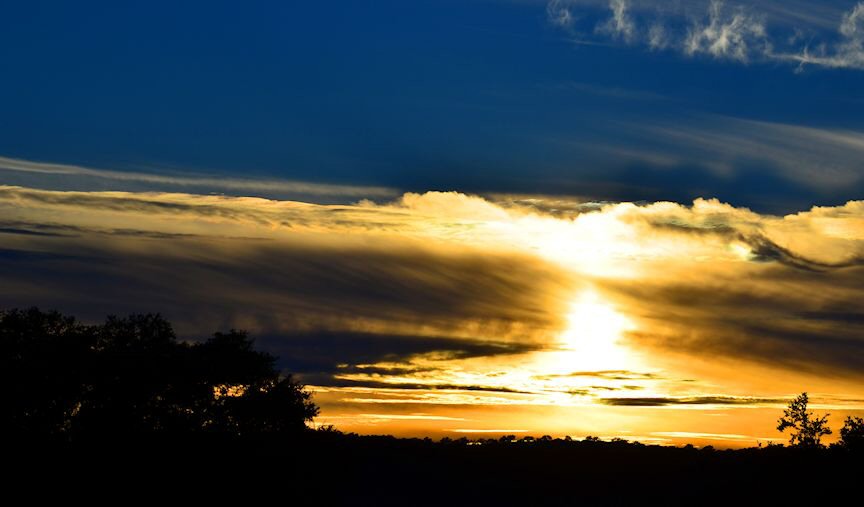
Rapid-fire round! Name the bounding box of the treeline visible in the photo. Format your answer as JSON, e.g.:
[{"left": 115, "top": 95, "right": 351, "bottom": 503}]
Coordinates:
[
  {"left": 1, "top": 307, "right": 318, "bottom": 440},
  {"left": 4, "top": 308, "right": 863, "bottom": 504},
  {"left": 4, "top": 307, "right": 863, "bottom": 454},
  {"left": 776, "top": 392, "right": 863, "bottom": 451}
]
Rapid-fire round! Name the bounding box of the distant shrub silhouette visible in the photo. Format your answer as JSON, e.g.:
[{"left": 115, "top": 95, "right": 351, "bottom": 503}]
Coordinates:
[
  {"left": 776, "top": 392, "right": 831, "bottom": 448},
  {"left": 0, "top": 308, "right": 318, "bottom": 439},
  {"left": 838, "top": 416, "right": 864, "bottom": 452}
]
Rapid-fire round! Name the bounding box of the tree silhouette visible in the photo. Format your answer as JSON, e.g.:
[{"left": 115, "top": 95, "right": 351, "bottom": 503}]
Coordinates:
[
  {"left": 194, "top": 330, "right": 318, "bottom": 434},
  {"left": 0, "top": 308, "right": 318, "bottom": 439},
  {"left": 0, "top": 308, "right": 93, "bottom": 437},
  {"left": 776, "top": 392, "right": 831, "bottom": 448},
  {"left": 838, "top": 416, "right": 864, "bottom": 452}
]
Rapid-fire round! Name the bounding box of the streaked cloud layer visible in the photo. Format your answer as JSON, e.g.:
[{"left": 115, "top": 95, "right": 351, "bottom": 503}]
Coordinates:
[
  {"left": 0, "top": 155, "right": 397, "bottom": 202},
  {"left": 2, "top": 174, "right": 863, "bottom": 444}
]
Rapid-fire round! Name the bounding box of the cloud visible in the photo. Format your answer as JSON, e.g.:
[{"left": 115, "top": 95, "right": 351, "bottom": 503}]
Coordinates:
[
  {"left": 651, "top": 431, "right": 784, "bottom": 441},
  {"left": 780, "top": 2, "right": 864, "bottom": 70},
  {"left": 739, "top": 233, "right": 864, "bottom": 271},
  {"left": 684, "top": 1, "right": 768, "bottom": 62},
  {"left": 0, "top": 185, "right": 578, "bottom": 352},
  {"left": 648, "top": 22, "right": 670, "bottom": 49},
  {"left": 599, "top": 396, "right": 784, "bottom": 407},
  {"left": 587, "top": 115, "right": 864, "bottom": 208},
  {"left": 260, "top": 330, "right": 544, "bottom": 382},
  {"left": 547, "top": 81, "right": 669, "bottom": 101},
  {"left": 2, "top": 179, "right": 864, "bottom": 414},
  {"left": 326, "top": 379, "right": 536, "bottom": 395},
  {"left": 0, "top": 155, "right": 397, "bottom": 202},
  {"left": 546, "top": 0, "right": 864, "bottom": 71},
  {"left": 599, "top": 207, "right": 864, "bottom": 375},
  {"left": 547, "top": 0, "right": 574, "bottom": 27},
  {"left": 597, "top": 0, "right": 636, "bottom": 42},
  {"left": 535, "top": 370, "right": 661, "bottom": 381}
]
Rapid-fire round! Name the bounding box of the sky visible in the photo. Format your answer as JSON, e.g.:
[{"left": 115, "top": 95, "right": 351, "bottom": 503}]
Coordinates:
[{"left": 2, "top": 0, "right": 864, "bottom": 447}]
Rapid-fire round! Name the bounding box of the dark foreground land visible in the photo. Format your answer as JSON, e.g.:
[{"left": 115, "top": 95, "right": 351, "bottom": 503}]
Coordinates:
[
  {"left": 10, "top": 433, "right": 861, "bottom": 506},
  {"left": 4, "top": 308, "right": 860, "bottom": 505}
]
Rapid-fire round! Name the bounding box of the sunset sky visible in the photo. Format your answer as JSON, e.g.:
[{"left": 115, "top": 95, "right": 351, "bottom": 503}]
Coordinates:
[{"left": 2, "top": 0, "right": 864, "bottom": 447}]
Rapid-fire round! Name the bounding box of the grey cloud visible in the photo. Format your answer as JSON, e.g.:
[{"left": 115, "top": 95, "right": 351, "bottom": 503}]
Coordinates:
[
  {"left": 254, "top": 331, "right": 542, "bottom": 384},
  {"left": 599, "top": 395, "right": 783, "bottom": 406},
  {"left": 0, "top": 220, "right": 272, "bottom": 242},
  {"left": 0, "top": 227, "right": 72, "bottom": 238},
  {"left": 741, "top": 234, "right": 864, "bottom": 271},
  {"left": 604, "top": 265, "right": 864, "bottom": 376},
  {"left": 0, "top": 227, "right": 573, "bottom": 355},
  {"left": 323, "top": 379, "right": 535, "bottom": 396},
  {"left": 643, "top": 218, "right": 864, "bottom": 271}
]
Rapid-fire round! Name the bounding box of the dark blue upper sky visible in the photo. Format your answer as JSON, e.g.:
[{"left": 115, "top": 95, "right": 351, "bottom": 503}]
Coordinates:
[{"left": 2, "top": 0, "right": 864, "bottom": 212}]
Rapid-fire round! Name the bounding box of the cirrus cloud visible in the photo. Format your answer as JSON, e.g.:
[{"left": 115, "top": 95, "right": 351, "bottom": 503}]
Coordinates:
[{"left": 548, "top": 0, "right": 864, "bottom": 70}]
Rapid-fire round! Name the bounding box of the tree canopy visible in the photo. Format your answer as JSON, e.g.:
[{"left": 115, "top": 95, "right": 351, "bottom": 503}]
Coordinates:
[
  {"left": 838, "top": 416, "right": 864, "bottom": 452},
  {"left": 776, "top": 392, "right": 831, "bottom": 448},
  {"left": 0, "top": 308, "right": 318, "bottom": 439}
]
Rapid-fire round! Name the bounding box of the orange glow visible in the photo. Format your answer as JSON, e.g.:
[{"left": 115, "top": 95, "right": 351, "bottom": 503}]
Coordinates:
[
  {"left": 557, "top": 290, "right": 638, "bottom": 370},
  {"left": 3, "top": 185, "right": 864, "bottom": 447}
]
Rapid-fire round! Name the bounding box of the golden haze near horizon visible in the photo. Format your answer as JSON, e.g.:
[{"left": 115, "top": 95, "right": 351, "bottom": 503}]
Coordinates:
[{"left": 2, "top": 182, "right": 863, "bottom": 448}]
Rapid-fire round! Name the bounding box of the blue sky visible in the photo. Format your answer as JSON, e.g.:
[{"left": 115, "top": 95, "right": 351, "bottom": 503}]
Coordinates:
[{"left": 2, "top": 0, "right": 864, "bottom": 212}]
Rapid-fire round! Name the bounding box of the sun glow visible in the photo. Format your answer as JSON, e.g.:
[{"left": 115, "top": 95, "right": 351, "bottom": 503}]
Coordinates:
[{"left": 553, "top": 290, "right": 639, "bottom": 372}]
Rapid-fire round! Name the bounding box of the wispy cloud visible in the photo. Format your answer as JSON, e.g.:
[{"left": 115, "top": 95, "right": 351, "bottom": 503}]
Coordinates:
[
  {"left": 596, "top": 0, "right": 636, "bottom": 42},
  {"left": 651, "top": 431, "right": 785, "bottom": 442},
  {"left": 777, "top": 3, "right": 864, "bottom": 70},
  {"left": 684, "top": 1, "right": 769, "bottom": 62},
  {"left": 570, "top": 114, "right": 864, "bottom": 207},
  {"left": 548, "top": 81, "right": 669, "bottom": 101},
  {"left": 547, "top": 0, "right": 575, "bottom": 27},
  {"left": 0, "top": 155, "right": 398, "bottom": 201},
  {"left": 547, "top": 0, "right": 864, "bottom": 70},
  {"left": 450, "top": 429, "right": 530, "bottom": 433},
  {"left": 635, "top": 116, "right": 864, "bottom": 189}
]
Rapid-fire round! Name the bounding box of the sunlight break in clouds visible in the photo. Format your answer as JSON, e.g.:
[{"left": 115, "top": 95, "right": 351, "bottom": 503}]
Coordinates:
[{"left": 2, "top": 177, "right": 864, "bottom": 445}]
